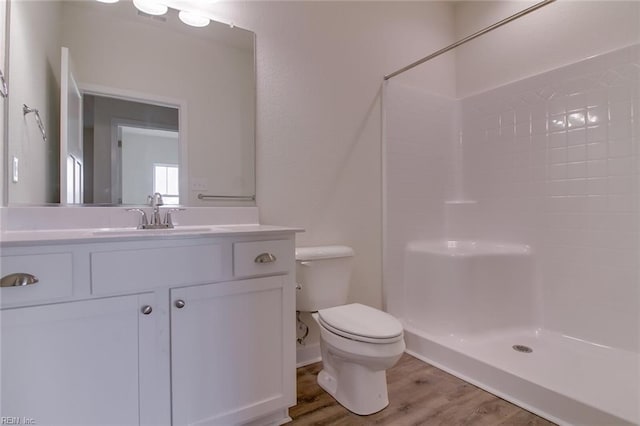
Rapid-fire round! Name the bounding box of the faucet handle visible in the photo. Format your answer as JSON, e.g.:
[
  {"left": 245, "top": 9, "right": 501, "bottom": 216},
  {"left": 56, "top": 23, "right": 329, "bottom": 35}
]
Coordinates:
[
  {"left": 126, "top": 208, "right": 149, "bottom": 229},
  {"left": 164, "top": 208, "right": 186, "bottom": 228}
]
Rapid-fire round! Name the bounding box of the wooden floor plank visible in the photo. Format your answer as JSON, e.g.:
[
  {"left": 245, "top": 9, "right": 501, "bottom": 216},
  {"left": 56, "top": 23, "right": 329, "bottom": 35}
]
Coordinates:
[{"left": 290, "top": 353, "right": 556, "bottom": 425}]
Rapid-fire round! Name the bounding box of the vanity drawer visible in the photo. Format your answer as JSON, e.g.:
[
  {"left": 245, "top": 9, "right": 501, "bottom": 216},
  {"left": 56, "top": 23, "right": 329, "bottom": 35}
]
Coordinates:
[
  {"left": 233, "top": 240, "right": 290, "bottom": 277},
  {"left": 91, "top": 243, "right": 223, "bottom": 295},
  {"left": 1, "top": 253, "right": 73, "bottom": 307}
]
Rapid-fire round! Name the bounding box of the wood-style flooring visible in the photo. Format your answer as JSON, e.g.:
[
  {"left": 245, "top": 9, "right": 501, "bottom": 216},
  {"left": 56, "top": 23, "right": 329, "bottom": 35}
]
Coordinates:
[{"left": 290, "top": 353, "right": 556, "bottom": 425}]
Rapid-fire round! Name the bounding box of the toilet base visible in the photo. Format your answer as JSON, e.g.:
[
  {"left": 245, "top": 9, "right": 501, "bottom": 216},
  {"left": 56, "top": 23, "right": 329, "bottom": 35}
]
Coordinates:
[
  {"left": 317, "top": 362, "right": 390, "bottom": 416},
  {"left": 311, "top": 310, "right": 405, "bottom": 416}
]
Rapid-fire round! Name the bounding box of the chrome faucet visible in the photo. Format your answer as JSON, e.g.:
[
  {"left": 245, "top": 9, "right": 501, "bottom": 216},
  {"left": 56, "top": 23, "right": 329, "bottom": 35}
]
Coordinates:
[
  {"left": 126, "top": 193, "right": 184, "bottom": 229},
  {"left": 148, "top": 192, "right": 164, "bottom": 226}
]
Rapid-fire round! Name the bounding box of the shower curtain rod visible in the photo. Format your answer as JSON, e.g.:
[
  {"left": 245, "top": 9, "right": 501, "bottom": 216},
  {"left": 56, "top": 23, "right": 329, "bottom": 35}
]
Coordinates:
[{"left": 384, "top": 0, "right": 556, "bottom": 81}]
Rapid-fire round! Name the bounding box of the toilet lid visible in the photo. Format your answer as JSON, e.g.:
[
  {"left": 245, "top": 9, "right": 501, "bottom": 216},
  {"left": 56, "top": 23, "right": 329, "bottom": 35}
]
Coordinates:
[{"left": 317, "top": 303, "right": 403, "bottom": 342}]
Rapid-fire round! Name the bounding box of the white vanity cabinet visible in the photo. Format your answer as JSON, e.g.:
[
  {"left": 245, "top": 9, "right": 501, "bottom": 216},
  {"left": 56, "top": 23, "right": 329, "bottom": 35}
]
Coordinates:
[
  {"left": 1, "top": 293, "right": 156, "bottom": 426},
  {"left": 0, "top": 230, "right": 297, "bottom": 426},
  {"left": 171, "top": 276, "right": 291, "bottom": 425}
]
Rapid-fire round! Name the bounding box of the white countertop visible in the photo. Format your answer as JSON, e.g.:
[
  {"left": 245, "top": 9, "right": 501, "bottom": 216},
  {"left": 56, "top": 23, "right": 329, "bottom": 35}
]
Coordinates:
[
  {"left": 0, "top": 206, "right": 303, "bottom": 247},
  {"left": 0, "top": 224, "right": 303, "bottom": 247}
]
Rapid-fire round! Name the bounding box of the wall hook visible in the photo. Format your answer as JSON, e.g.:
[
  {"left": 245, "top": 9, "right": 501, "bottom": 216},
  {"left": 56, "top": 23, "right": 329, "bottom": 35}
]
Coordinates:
[{"left": 23, "top": 104, "right": 47, "bottom": 143}]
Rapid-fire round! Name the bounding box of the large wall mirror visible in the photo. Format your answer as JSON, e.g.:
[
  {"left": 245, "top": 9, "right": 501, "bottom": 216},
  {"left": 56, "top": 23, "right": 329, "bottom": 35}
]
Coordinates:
[{"left": 5, "top": 0, "right": 255, "bottom": 206}]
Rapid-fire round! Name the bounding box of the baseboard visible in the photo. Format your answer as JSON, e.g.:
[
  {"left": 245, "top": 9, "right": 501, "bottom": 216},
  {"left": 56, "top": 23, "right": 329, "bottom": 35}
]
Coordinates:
[{"left": 296, "top": 342, "right": 321, "bottom": 367}]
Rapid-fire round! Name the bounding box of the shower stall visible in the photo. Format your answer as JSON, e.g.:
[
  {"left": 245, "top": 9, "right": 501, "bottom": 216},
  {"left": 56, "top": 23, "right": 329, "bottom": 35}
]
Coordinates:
[{"left": 382, "top": 1, "right": 639, "bottom": 424}]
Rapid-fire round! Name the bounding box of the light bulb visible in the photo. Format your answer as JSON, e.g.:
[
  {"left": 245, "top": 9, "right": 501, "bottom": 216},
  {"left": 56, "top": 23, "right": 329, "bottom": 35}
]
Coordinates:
[
  {"left": 178, "top": 10, "right": 210, "bottom": 27},
  {"left": 133, "top": 0, "right": 168, "bottom": 16}
]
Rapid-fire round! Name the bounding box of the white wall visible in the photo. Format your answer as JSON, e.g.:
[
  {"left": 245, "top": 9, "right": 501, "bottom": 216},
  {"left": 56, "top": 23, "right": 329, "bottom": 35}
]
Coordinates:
[
  {"left": 7, "top": 0, "right": 61, "bottom": 204},
  {"left": 454, "top": 0, "right": 640, "bottom": 97},
  {"left": 0, "top": 0, "right": 6, "bottom": 208},
  {"left": 200, "top": 1, "right": 457, "bottom": 312}
]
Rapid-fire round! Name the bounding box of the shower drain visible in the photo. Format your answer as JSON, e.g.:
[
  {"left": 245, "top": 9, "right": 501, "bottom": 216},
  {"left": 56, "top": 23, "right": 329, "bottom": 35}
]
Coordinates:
[{"left": 512, "top": 344, "right": 533, "bottom": 353}]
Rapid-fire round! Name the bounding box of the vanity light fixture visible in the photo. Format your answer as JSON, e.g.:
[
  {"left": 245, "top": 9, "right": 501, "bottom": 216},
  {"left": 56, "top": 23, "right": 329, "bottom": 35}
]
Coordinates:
[
  {"left": 96, "top": 0, "right": 230, "bottom": 29},
  {"left": 178, "top": 10, "right": 210, "bottom": 28},
  {"left": 132, "top": 0, "right": 168, "bottom": 16}
]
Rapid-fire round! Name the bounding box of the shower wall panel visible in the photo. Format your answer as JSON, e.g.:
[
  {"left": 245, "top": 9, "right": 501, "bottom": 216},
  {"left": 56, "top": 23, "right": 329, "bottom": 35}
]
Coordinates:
[
  {"left": 383, "top": 81, "right": 454, "bottom": 318},
  {"left": 459, "top": 45, "right": 639, "bottom": 351}
]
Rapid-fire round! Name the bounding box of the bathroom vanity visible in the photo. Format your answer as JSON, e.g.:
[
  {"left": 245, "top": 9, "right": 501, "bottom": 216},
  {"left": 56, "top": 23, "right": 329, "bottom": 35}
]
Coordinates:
[{"left": 0, "top": 223, "right": 298, "bottom": 426}]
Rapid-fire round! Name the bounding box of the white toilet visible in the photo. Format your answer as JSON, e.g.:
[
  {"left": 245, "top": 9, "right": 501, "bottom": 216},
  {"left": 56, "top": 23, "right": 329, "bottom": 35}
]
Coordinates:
[{"left": 296, "top": 246, "right": 405, "bottom": 415}]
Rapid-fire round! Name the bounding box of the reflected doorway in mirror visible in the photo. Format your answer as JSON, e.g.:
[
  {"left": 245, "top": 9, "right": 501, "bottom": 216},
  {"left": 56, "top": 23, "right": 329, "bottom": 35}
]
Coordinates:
[{"left": 81, "top": 90, "right": 183, "bottom": 205}]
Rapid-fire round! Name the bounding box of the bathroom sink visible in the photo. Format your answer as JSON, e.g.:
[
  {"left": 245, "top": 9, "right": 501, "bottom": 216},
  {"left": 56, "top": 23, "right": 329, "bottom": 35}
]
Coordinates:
[{"left": 92, "top": 226, "right": 226, "bottom": 236}]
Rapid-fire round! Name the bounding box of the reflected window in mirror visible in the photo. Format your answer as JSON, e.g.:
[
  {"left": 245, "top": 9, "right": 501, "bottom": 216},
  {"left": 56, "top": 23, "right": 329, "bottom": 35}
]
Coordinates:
[{"left": 153, "top": 163, "right": 180, "bottom": 205}]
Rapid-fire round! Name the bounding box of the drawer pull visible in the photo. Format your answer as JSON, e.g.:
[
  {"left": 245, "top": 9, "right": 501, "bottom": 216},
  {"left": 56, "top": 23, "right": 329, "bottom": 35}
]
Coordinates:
[
  {"left": 141, "top": 305, "right": 153, "bottom": 315},
  {"left": 254, "top": 253, "right": 277, "bottom": 264},
  {"left": 1, "top": 273, "right": 39, "bottom": 287}
]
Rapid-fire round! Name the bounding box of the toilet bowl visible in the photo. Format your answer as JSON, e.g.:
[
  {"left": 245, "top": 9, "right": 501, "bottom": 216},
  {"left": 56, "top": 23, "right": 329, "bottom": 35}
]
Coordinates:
[
  {"left": 295, "top": 246, "right": 405, "bottom": 415},
  {"left": 312, "top": 303, "right": 405, "bottom": 415}
]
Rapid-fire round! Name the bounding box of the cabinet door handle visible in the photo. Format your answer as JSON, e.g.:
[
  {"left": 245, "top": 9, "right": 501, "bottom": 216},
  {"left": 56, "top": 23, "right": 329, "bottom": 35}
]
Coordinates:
[
  {"left": 254, "top": 253, "right": 277, "bottom": 264},
  {"left": 141, "top": 305, "right": 153, "bottom": 315},
  {"left": 175, "top": 299, "right": 185, "bottom": 309},
  {"left": 1, "top": 273, "right": 39, "bottom": 287}
]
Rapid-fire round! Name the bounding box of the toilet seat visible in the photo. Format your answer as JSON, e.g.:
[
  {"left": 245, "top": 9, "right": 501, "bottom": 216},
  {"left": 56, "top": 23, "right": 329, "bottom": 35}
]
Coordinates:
[{"left": 317, "top": 303, "right": 404, "bottom": 344}]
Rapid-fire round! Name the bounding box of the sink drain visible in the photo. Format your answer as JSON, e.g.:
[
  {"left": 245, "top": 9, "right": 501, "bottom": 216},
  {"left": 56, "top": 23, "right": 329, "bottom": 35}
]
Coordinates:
[{"left": 512, "top": 344, "right": 532, "bottom": 353}]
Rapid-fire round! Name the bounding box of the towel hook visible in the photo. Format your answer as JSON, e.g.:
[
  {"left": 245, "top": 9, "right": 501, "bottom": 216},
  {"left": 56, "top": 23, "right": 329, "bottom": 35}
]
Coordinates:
[{"left": 23, "top": 104, "right": 47, "bottom": 143}]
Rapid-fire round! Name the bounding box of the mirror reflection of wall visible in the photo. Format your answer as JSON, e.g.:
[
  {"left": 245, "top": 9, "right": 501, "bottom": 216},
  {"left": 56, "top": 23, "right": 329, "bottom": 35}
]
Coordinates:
[
  {"left": 6, "top": 0, "right": 255, "bottom": 206},
  {"left": 82, "top": 95, "right": 179, "bottom": 205}
]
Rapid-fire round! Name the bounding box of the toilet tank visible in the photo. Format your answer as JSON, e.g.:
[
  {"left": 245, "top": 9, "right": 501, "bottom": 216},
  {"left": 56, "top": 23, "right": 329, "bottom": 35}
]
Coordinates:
[{"left": 295, "top": 246, "right": 355, "bottom": 312}]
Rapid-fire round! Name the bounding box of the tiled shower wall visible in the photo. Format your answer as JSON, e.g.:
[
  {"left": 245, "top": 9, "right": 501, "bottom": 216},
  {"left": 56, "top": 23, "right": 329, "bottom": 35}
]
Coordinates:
[
  {"left": 460, "top": 45, "right": 639, "bottom": 351},
  {"left": 385, "top": 45, "right": 639, "bottom": 351}
]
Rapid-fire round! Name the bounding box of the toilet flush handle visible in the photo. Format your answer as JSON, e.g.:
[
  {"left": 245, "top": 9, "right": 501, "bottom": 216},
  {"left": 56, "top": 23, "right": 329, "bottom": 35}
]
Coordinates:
[{"left": 296, "top": 261, "right": 311, "bottom": 290}]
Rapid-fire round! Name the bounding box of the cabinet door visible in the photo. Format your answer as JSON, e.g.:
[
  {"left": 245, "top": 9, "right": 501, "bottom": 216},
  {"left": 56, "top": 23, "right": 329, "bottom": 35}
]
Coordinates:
[
  {"left": 171, "top": 276, "right": 294, "bottom": 426},
  {"left": 1, "top": 294, "right": 154, "bottom": 425}
]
